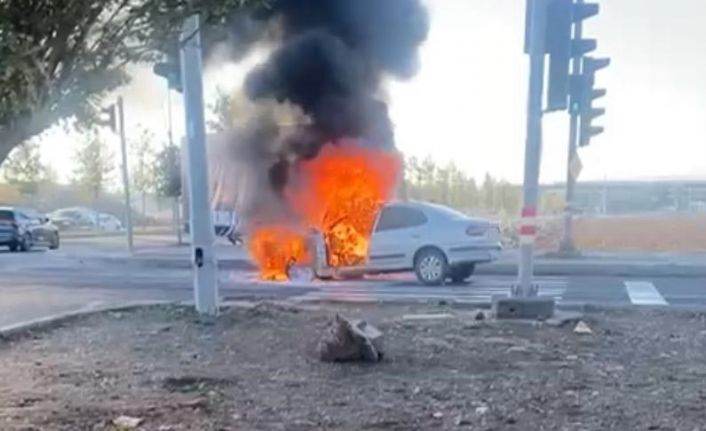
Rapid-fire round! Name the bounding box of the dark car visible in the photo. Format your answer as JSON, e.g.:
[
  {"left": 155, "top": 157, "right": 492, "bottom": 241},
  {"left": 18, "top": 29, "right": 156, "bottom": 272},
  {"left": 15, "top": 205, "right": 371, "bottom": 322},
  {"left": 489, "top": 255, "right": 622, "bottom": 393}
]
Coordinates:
[{"left": 0, "top": 206, "right": 60, "bottom": 252}]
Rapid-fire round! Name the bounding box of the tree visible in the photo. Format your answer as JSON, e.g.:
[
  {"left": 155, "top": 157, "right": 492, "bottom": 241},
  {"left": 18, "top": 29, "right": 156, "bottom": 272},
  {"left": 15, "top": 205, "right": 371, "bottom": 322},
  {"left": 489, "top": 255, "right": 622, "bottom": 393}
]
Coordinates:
[
  {"left": 155, "top": 144, "right": 182, "bottom": 199},
  {"left": 1, "top": 141, "right": 49, "bottom": 196},
  {"left": 72, "top": 131, "right": 114, "bottom": 201},
  {"left": 0, "top": 0, "right": 270, "bottom": 167},
  {"left": 482, "top": 173, "right": 496, "bottom": 210},
  {"left": 208, "top": 87, "right": 235, "bottom": 133},
  {"left": 130, "top": 127, "right": 157, "bottom": 218},
  {"left": 155, "top": 143, "right": 183, "bottom": 243}
]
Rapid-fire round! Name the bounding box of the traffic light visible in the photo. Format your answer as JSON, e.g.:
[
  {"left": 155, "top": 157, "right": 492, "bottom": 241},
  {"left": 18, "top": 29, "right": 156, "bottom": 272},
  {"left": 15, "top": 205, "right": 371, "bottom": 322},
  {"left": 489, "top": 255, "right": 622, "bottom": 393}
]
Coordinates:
[
  {"left": 573, "top": 56, "right": 610, "bottom": 146},
  {"left": 545, "top": 0, "right": 601, "bottom": 112},
  {"left": 99, "top": 104, "right": 118, "bottom": 133},
  {"left": 153, "top": 53, "right": 182, "bottom": 93}
]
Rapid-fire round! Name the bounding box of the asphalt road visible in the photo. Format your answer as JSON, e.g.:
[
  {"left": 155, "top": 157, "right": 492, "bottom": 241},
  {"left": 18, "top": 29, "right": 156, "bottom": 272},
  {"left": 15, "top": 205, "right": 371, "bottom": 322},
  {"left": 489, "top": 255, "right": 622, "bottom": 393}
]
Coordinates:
[
  {"left": 2, "top": 241, "right": 706, "bottom": 329},
  {"left": 0, "top": 237, "right": 706, "bottom": 327}
]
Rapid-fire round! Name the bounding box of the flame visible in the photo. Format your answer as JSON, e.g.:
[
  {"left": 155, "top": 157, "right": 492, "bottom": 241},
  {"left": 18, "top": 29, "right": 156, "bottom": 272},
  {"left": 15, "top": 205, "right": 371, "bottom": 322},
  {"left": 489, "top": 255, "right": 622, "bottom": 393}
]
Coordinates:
[
  {"left": 248, "top": 226, "right": 312, "bottom": 281},
  {"left": 248, "top": 139, "right": 401, "bottom": 279}
]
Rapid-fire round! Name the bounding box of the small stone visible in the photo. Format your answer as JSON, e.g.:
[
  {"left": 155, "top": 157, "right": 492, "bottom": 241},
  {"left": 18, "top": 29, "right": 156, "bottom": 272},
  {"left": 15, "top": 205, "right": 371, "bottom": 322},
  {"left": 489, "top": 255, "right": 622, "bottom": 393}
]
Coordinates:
[
  {"left": 232, "top": 413, "right": 242, "bottom": 420},
  {"left": 474, "top": 310, "right": 486, "bottom": 321},
  {"left": 566, "top": 355, "right": 579, "bottom": 361},
  {"left": 573, "top": 321, "right": 593, "bottom": 335},
  {"left": 412, "top": 386, "right": 421, "bottom": 395},
  {"left": 475, "top": 405, "right": 489, "bottom": 415},
  {"left": 317, "top": 315, "right": 383, "bottom": 362},
  {"left": 455, "top": 416, "right": 472, "bottom": 426},
  {"left": 113, "top": 415, "right": 142, "bottom": 429},
  {"left": 432, "top": 412, "right": 444, "bottom": 419}
]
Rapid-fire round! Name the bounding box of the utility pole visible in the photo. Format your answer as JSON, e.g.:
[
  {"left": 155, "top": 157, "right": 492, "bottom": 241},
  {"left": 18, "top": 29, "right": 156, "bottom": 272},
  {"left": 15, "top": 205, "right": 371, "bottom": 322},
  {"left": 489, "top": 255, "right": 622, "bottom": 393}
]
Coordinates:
[
  {"left": 517, "top": 0, "right": 546, "bottom": 296},
  {"left": 559, "top": 0, "right": 584, "bottom": 254},
  {"left": 117, "top": 96, "right": 134, "bottom": 252},
  {"left": 493, "top": 0, "right": 554, "bottom": 319},
  {"left": 180, "top": 14, "right": 219, "bottom": 315}
]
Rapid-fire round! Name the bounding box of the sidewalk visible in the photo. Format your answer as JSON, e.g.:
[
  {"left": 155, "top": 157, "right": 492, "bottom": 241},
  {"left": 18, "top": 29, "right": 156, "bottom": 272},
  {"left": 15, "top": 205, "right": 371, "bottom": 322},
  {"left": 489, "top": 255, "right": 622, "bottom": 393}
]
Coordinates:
[{"left": 63, "top": 242, "right": 706, "bottom": 277}]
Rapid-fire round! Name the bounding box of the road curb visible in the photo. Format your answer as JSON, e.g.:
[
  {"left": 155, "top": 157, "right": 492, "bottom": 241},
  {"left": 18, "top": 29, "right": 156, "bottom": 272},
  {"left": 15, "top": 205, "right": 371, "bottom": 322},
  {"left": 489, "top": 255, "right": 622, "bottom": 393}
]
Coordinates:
[{"left": 0, "top": 300, "right": 175, "bottom": 341}]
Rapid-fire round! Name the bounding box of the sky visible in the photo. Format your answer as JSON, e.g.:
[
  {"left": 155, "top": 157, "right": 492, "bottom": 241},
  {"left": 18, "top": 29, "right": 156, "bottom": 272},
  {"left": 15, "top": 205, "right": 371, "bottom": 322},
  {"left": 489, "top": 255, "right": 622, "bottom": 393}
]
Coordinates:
[{"left": 37, "top": 0, "right": 706, "bottom": 185}]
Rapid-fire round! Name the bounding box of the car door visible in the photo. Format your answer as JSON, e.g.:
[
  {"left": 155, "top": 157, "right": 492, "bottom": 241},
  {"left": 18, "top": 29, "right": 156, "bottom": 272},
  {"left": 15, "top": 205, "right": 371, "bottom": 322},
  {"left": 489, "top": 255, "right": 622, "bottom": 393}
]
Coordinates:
[{"left": 366, "top": 205, "right": 429, "bottom": 271}]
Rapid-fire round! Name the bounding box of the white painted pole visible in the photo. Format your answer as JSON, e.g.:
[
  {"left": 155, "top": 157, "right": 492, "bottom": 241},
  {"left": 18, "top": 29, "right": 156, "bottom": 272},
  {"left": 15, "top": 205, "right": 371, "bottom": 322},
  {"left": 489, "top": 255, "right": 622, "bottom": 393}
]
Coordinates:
[{"left": 180, "top": 14, "right": 219, "bottom": 315}]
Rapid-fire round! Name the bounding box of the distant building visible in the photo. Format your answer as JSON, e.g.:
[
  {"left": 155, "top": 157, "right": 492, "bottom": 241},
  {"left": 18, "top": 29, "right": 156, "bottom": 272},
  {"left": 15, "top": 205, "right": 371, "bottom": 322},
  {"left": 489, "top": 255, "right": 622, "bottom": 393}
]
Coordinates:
[{"left": 542, "top": 180, "right": 706, "bottom": 215}]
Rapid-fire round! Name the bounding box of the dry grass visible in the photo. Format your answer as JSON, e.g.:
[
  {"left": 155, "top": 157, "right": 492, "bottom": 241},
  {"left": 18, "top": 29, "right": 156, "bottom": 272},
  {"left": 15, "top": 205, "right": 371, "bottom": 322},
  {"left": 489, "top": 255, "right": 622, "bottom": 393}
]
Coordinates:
[{"left": 533, "top": 214, "right": 706, "bottom": 252}]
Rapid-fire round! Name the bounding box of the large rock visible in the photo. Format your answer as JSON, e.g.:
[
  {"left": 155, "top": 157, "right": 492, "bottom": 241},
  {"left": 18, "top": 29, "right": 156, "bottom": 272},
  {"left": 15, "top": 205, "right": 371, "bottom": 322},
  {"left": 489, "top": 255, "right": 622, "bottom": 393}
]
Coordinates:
[{"left": 317, "top": 315, "right": 383, "bottom": 362}]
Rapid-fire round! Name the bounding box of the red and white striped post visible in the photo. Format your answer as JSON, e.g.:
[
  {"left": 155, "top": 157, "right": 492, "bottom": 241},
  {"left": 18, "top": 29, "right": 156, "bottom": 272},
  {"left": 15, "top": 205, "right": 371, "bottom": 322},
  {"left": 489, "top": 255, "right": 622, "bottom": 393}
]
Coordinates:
[{"left": 514, "top": 0, "right": 546, "bottom": 298}]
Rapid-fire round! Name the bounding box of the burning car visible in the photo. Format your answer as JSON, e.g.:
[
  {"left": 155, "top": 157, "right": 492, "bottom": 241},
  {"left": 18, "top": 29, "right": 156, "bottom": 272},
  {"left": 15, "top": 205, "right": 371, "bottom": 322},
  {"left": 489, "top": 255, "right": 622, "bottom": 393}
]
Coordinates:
[{"left": 308, "top": 201, "right": 501, "bottom": 285}]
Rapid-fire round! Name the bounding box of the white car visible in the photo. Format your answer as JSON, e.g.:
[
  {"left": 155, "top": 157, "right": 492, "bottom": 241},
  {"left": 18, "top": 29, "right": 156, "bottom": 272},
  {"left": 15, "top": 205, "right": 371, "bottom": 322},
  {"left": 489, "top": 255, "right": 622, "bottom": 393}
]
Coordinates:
[
  {"left": 309, "top": 201, "right": 502, "bottom": 285},
  {"left": 97, "top": 213, "right": 123, "bottom": 232}
]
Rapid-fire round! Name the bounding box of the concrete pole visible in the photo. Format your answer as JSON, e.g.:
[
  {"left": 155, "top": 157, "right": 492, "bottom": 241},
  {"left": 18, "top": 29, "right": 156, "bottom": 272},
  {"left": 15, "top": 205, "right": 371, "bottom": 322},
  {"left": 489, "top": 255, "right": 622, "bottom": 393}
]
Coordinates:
[
  {"left": 117, "top": 96, "right": 134, "bottom": 252},
  {"left": 180, "top": 14, "right": 219, "bottom": 315},
  {"left": 560, "top": 0, "right": 584, "bottom": 254},
  {"left": 516, "top": 0, "right": 547, "bottom": 297}
]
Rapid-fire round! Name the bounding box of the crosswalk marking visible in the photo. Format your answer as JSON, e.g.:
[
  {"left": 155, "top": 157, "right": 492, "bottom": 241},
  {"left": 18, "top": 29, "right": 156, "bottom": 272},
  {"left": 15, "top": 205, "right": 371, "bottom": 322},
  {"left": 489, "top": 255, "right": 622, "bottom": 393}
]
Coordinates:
[
  {"left": 625, "top": 281, "right": 667, "bottom": 306},
  {"left": 295, "top": 279, "right": 566, "bottom": 304}
]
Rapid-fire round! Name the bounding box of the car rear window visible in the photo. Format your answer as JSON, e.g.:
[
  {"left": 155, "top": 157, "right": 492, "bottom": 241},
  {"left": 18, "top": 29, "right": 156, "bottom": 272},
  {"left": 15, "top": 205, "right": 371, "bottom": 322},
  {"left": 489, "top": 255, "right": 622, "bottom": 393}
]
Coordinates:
[{"left": 0, "top": 210, "right": 15, "bottom": 221}]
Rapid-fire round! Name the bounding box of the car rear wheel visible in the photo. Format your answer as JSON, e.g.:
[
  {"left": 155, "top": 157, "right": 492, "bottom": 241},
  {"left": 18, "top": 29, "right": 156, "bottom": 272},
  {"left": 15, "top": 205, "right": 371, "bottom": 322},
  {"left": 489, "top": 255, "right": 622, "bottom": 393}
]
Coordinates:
[
  {"left": 19, "top": 233, "right": 32, "bottom": 252},
  {"left": 414, "top": 247, "right": 448, "bottom": 286},
  {"left": 449, "top": 263, "right": 476, "bottom": 284},
  {"left": 8, "top": 243, "right": 18, "bottom": 252},
  {"left": 49, "top": 232, "right": 60, "bottom": 250}
]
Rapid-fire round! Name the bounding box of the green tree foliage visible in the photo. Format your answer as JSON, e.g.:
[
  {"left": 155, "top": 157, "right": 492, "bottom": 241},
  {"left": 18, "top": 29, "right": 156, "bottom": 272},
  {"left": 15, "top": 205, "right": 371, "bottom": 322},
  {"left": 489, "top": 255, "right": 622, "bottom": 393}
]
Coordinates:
[
  {"left": 207, "top": 87, "right": 235, "bottom": 133},
  {"left": 155, "top": 144, "right": 181, "bottom": 198},
  {"left": 72, "top": 131, "right": 114, "bottom": 200},
  {"left": 1, "top": 141, "right": 50, "bottom": 195},
  {"left": 130, "top": 127, "right": 157, "bottom": 216},
  {"left": 0, "top": 0, "right": 270, "bottom": 166},
  {"left": 402, "top": 155, "right": 520, "bottom": 216}
]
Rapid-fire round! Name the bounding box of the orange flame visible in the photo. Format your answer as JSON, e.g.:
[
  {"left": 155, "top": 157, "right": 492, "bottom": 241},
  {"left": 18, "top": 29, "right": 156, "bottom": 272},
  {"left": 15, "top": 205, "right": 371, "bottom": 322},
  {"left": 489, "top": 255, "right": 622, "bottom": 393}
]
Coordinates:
[
  {"left": 248, "top": 226, "right": 312, "bottom": 281},
  {"left": 248, "top": 139, "right": 401, "bottom": 279}
]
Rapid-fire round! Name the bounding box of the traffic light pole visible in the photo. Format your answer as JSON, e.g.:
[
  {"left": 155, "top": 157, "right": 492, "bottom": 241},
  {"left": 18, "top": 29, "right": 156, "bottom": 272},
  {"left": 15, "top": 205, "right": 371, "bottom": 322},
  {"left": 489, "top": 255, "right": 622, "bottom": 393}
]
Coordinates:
[
  {"left": 494, "top": 0, "right": 554, "bottom": 319},
  {"left": 517, "top": 0, "right": 546, "bottom": 296},
  {"left": 117, "top": 96, "right": 134, "bottom": 252},
  {"left": 180, "top": 14, "right": 219, "bottom": 315},
  {"left": 560, "top": 0, "right": 583, "bottom": 255}
]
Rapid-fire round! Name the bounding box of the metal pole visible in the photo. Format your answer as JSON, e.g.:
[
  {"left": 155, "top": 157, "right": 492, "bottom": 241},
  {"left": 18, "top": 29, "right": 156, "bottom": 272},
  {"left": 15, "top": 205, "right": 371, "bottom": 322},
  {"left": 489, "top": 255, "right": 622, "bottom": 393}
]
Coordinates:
[
  {"left": 180, "top": 14, "right": 219, "bottom": 315},
  {"left": 560, "top": 0, "right": 583, "bottom": 254},
  {"left": 516, "top": 0, "right": 547, "bottom": 297},
  {"left": 117, "top": 96, "right": 134, "bottom": 252}
]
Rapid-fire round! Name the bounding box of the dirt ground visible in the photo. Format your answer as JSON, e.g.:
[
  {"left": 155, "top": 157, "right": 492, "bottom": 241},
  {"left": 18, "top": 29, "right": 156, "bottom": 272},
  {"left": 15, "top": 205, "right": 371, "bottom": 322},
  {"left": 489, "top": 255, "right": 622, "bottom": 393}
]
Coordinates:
[{"left": 2, "top": 303, "right": 706, "bottom": 431}]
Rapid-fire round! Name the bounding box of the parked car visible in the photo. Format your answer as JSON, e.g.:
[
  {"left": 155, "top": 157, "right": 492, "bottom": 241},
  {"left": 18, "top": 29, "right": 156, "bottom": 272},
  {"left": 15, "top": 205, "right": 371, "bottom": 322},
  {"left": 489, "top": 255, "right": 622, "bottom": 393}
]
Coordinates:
[
  {"left": 97, "top": 213, "right": 123, "bottom": 232},
  {"left": 48, "top": 207, "right": 96, "bottom": 230},
  {"left": 309, "top": 201, "right": 502, "bottom": 285},
  {"left": 49, "top": 207, "right": 123, "bottom": 232},
  {"left": 0, "top": 206, "right": 60, "bottom": 252}
]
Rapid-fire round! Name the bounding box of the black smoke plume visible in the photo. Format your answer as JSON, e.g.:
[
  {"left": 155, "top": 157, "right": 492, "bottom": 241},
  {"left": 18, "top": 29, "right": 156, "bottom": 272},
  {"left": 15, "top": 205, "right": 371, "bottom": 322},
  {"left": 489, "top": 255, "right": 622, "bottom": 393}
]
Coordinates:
[{"left": 238, "top": 0, "right": 429, "bottom": 194}]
